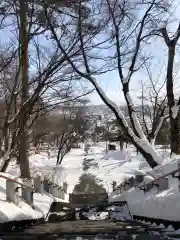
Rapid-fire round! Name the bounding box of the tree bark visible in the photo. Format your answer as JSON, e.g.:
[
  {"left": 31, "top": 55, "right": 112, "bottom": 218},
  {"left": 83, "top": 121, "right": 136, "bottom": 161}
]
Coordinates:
[
  {"left": 170, "top": 111, "right": 180, "bottom": 154},
  {"left": 161, "top": 25, "right": 180, "bottom": 155},
  {"left": 18, "top": 0, "right": 30, "bottom": 178},
  {"left": 120, "top": 141, "right": 124, "bottom": 150},
  {"left": 0, "top": 157, "right": 11, "bottom": 173},
  {"left": 56, "top": 146, "right": 62, "bottom": 165},
  {"left": 167, "top": 46, "right": 180, "bottom": 154}
]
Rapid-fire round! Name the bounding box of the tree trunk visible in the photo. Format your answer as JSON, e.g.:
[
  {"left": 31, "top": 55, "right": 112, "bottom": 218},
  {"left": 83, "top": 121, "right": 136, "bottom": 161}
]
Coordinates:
[
  {"left": 119, "top": 141, "right": 124, "bottom": 150},
  {"left": 18, "top": 0, "right": 30, "bottom": 178},
  {"left": 166, "top": 45, "right": 180, "bottom": 154},
  {"left": 170, "top": 111, "right": 180, "bottom": 154},
  {"left": 105, "top": 141, "right": 108, "bottom": 153},
  {"left": 0, "top": 157, "right": 11, "bottom": 172},
  {"left": 56, "top": 146, "right": 62, "bottom": 164}
]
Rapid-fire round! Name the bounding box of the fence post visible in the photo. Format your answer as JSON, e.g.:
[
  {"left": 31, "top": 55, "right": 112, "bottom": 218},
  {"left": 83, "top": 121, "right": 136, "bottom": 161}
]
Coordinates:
[
  {"left": 20, "top": 178, "right": 34, "bottom": 207},
  {"left": 58, "top": 186, "right": 65, "bottom": 200},
  {"left": 57, "top": 186, "right": 62, "bottom": 199},
  {"left": 44, "top": 178, "right": 50, "bottom": 193},
  {"left": 6, "top": 180, "right": 19, "bottom": 205},
  {"left": 49, "top": 183, "right": 59, "bottom": 197},
  {"left": 22, "top": 187, "right": 34, "bottom": 207},
  {"left": 34, "top": 175, "right": 44, "bottom": 194}
]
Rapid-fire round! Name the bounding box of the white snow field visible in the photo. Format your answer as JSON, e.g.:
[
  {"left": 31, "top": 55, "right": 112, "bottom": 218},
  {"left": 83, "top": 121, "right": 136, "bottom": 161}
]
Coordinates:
[
  {"left": 0, "top": 141, "right": 179, "bottom": 227},
  {"left": 83, "top": 142, "right": 139, "bottom": 193}
]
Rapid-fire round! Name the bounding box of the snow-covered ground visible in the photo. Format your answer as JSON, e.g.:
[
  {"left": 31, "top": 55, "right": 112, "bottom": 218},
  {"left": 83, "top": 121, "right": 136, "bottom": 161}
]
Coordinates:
[
  {"left": 0, "top": 142, "right": 135, "bottom": 223},
  {"left": 83, "top": 142, "right": 139, "bottom": 192},
  {"left": 7, "top": 146, "right": 85, "bottom": 196},
  {"left": 108, "top": 145, "right": 180, "bottom": 222},
  {"left": 0, "top": 146, "right": 85, "bottom": 223},
  {"left": 0, "top": 141, "right": 179, "bottom": 227}
]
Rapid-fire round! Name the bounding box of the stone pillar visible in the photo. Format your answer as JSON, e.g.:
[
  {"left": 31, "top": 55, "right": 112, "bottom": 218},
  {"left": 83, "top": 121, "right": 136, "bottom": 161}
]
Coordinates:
[
  {"left": 6, "top": 180, "right": 19, "bottom": 205},
  {"left": 169, "top": 162, "right": 180, "bottom": 192},
  {"left": 49, "top": 183, "right": 59, "bottom": 197},
  {"left": 135, "top": 174, "right": 144, "bottom": 186},
  {"left": 54, "top": 185, "right": 59, "bottom": 198},
  {"left": 34, "top": 175, "right": 44, "bottom": 194},
  {"left": 169, "top": 175, "right": 179, "bottom": 192},
  {"left": 22, "top": 187, "right": 34, "bottom": 207},
  {"left": 112, "top": 181, "right": 117, "bottom": 192},
  {"left": 59, "top": 187, "right": 65, "bottom": 200}
]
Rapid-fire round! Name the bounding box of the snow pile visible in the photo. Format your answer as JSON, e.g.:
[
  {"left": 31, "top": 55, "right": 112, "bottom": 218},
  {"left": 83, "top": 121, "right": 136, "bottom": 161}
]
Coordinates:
[
  {"left": 82, "top": 210, "right": 108, "bottom": 220},
  {"left": 77, "top": 204, "right": 132, "bottom": 221}
]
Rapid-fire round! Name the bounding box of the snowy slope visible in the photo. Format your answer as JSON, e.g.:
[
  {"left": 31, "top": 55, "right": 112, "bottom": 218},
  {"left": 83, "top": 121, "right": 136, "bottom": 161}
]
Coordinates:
[{"left": 84, "top": 142, "right": 140, "bottom": 192}]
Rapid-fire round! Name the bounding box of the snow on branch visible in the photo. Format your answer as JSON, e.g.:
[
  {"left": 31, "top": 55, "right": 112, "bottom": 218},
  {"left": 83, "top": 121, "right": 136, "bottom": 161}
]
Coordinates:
[
  {"left": 151, "top": 114, "right": 168, "bottom": 146},
  {"left": 90, "top": 76, "right": 161, "bottom": 164}
]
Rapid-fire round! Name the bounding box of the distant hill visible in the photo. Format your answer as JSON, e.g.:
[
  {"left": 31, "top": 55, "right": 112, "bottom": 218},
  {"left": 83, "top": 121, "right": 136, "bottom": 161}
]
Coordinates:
[
  {"left": 49, "top": 103, "right": 153, "bottom": 119},
  {"left": 86, "top": 104, "right": 152, "bottom": 117}
]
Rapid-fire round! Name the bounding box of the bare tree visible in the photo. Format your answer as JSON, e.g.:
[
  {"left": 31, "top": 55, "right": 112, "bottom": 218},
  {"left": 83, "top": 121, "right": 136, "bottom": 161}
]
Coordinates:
[
  {"left": 0, "top": 0, "right": 93, "bottom": 175},
  {"left": 44, "top": 0, "right": 170, "bottom": 168},
  {"left": 138, "top": 64, "right": 168, "bottom": 146},
  {"left": 55, "top": 104, "right": 89, "bottom": 165}
]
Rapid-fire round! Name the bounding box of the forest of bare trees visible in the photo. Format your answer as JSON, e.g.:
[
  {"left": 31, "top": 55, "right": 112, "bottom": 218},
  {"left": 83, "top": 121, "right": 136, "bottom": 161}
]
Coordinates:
[{"left": 0, "top": 0, "right": 180, "bottom": 179}]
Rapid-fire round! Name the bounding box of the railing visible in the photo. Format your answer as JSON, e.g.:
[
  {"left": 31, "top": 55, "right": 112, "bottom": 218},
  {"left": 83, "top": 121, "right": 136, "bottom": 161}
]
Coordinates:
[
  {"left": 138, "top": 166, "right": 180, "bottom": 189},
  {"left": 0, "top": 172, "right": 68, "bottom": 207},
  {"left": 112, "top": 165, "right": 180, "bottom": 197},
  {"left": 0, "top": 174, "right": 36, "bottom": 191}
]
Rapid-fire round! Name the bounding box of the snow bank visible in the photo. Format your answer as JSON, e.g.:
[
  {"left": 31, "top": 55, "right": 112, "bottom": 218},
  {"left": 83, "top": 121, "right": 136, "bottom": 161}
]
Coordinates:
[{"left": 109, "top": 152, "right": 180, "bottom": 222}]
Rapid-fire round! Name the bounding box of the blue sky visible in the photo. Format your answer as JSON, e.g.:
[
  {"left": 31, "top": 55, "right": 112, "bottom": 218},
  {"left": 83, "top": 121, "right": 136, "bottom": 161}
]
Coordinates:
[
  {"left": 1, "top": 1, "right": 180, "bottom": 106},
  {"left": 88, "top": 0, "right": 180, "bottom": 105},
  {"left": 89, "top": 40, "right": 166, "bottom": 105}
]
